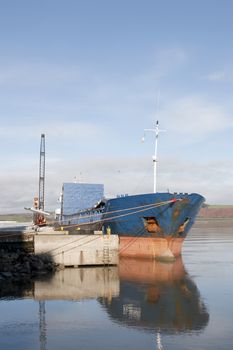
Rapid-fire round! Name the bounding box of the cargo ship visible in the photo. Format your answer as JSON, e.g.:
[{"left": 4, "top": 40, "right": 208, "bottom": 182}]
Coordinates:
[
  {"left": 58, "top": 121, "right": 204, "bottom": 259},
  {"left": 100, "top": 191, "right": 204, "bottom": 258}
]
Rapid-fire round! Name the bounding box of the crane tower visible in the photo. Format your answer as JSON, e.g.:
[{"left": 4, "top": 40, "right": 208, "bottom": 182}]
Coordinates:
[
  {"left": 39, "top": 134, "right": 45, "bottom": 211},
  {"left": 33, "top": 134, "right": 46, "bottom": 226}
]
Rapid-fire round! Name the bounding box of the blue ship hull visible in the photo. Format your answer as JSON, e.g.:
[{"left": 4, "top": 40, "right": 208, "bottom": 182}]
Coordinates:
[
  {"left": 102, "top": 192, "right": 204, "bottom": 238},
  {"left": 59, "top": 192, "right": 204, "bottom": 239}
]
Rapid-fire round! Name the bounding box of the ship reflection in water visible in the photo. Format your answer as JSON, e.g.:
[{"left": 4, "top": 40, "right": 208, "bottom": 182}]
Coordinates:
[
  {"left": 1, "top": 258, "right": 209, "bottom": 349},
  {"left": 32, "top": 256, "right": 209, "bottom": 335},
  {"left": 98, "top": 257, "right": 209, "bottom": 334}
]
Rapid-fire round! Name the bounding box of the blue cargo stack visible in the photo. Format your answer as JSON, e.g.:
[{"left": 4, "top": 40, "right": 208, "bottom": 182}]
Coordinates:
[{"left": 61, "top": 183, "right": 104, "bottom": 216}]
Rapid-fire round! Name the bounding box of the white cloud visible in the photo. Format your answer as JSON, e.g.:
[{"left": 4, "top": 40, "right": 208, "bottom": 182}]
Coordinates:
[
  {"left": 161, "top": 96, "right": 233, "bottom": 139},
  {"left": 156, "top": 47, "right": 187, "bottom": 67},
  {"left": 1, "top": 155, "right": 232, "bottom": 213},
  {"left": 156, "top": 158, "right": 233, "bottom": 204},
  {"left": 0, "top": 120, "right": 103, "bottom": 140},
  {"left": 0, "top": 63, "right": 81, "bottom": 87},
  {"left": 134, "top": 47, "right": 188, "bottom": 85},
  {"left": 205, "top": 71, "right": 226, "bottom": 81},
  {"left": 154, "top": 48, "right": 188, "bottom": 79}
]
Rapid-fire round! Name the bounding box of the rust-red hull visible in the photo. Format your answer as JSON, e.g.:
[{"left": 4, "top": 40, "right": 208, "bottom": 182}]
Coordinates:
[
  {"left": 119, "top": 256, "right": 185, "bottom": 283},
  {"left": 119, "top": 236, "right": 185, "bottom": 259}
]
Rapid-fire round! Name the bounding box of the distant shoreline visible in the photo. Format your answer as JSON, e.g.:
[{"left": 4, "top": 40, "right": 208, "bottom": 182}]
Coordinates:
[
  {"left": 0, "top": 213, "right": 32, "bottom": 223},
  {"left": 199, "top": 205, "right": 233, "bottom": 219}
]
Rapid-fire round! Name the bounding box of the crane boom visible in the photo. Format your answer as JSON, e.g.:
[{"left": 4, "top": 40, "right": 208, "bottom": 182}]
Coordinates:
[{"left": 39, "top": 134, "right": 45, "bottom": 210}]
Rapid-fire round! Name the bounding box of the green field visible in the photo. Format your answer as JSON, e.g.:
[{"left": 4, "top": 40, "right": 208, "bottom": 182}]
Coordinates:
[{"left": 0, "top": 213, "right": 32, "bottom": 222}]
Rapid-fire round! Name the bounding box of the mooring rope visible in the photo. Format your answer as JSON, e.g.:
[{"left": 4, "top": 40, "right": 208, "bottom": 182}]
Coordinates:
[
  {"left": 118, "top": 227, "right": 146, "bottom": 254},
  {"left": 48, "top": 234, "right": 102, "bottom": 257},
  {"left": 62, "top": 199, "right": 175, "bottom": 220},
  {"left": 60, "top": 198, "right": 179, "bottom": 230},
  {"left": 0, "top": 198, "right": 180, "bottom": 239}
]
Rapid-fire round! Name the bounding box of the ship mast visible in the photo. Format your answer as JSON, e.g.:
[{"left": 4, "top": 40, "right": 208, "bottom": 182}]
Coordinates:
[{"left": 143, "top": 120, "right": 166, "bottom": 193}]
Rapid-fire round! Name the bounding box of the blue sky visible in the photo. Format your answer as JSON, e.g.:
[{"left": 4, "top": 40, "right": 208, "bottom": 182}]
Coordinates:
[{"left": 0, "top": 0, "right": 233, "bottom": 212}]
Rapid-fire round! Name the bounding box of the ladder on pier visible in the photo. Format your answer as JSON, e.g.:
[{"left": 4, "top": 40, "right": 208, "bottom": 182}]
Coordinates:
[{"left": 103, "top": 236, "right": 110, "bottom": 265}]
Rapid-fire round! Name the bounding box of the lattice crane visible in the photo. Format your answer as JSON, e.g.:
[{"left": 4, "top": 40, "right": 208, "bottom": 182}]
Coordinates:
[
  {"left": 39, "top": 134, "right": 45, "bottom": 211},
  {"left": 33, "top": 134, "right": 47, "bottom": 226}
]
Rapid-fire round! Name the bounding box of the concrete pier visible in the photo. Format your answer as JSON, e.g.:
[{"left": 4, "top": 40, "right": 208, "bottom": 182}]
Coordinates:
[{"left": 34, "top": 233, "right": 119, "bottom": 266}]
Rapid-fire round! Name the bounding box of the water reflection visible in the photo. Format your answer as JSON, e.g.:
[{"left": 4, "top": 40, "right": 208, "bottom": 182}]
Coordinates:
[
  {"left": 34, "top": 266, "right": 119, "bottom": 300},
  {"left": 99, "top": 257, "right": 209, "bottom": 334},
  {"left": 1, "top": 256, "right": 209, "bottom": 339}
]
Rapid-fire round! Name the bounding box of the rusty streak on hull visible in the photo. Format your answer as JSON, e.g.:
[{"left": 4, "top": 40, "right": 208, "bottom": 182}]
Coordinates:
[{"left": 119, "top": 236, "right": 185, "bottom": 259}]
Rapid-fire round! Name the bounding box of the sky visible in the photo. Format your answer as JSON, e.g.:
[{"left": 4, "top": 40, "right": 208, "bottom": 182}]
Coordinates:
[{"left": 0, "top": 0, "right": 233, "bottom": 213}]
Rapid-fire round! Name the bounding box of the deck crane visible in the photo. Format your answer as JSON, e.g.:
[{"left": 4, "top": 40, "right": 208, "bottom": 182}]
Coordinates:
[
  {"left": 33, "top": 134, "right": 47, "bottom": 226},
  {"left": 24, "top": 133, "right": 50, "bottom": 223},
  {"left": 39, "top": 134, "right": 45, "bottom": 211}
]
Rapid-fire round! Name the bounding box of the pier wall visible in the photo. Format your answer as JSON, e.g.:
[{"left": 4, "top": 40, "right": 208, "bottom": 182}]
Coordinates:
[{"left": 34, "top": 234, "right": 119, "bottom": 266}]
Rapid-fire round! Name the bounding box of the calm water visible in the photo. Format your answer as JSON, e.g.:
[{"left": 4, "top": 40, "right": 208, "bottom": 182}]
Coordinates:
[{"left": 1, "top": 225, "right": 233, "bottom": 350}]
